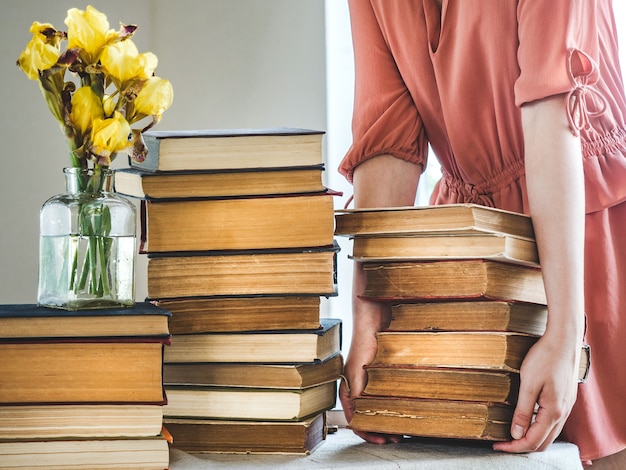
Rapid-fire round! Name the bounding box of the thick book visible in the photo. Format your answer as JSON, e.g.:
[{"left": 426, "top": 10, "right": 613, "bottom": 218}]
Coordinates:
[
  {"left": 0, "top": 436, "right": 169, "bottom": 469},
  {"left": 0, "top": 339, "right": 167, "bottom": 404},
  {"left": 350, "top": 396, "right": 514, "bottom": 441},
  {"left": 372, "top": 331, "right": 538, "bottom": 372},
  {"left": 361, "top": 259, "right": 546, "bottom": 305},
  {"left": 0, "top": 303, "right": 170, "bottom": 339},
  {"left": 389, "top": 301, "right": 548, "bottom": 336},
  {"left": 165, "top": 412, "right": 327, "bottom": 454},
  {"left": 132, "top": 128, "right": 324, "bottom": 172},
  {"left": 363, "top": 366, "right": 520, "bottom": 404},
  {"left": 140, "top": 191, "right": 336, "bottom": 253},
  {"left": 115, "top": 165, "right": 326, "bottom": 199},
  {"left": 147, "top": 244, "right": 339, "bottom": 299},
  {"left": 163, "top": 381, "right": 337, "bottom": 421},
  {"left": 364, "top": 348, "right": 591, "bottom": 403},
  {"left": 155, "top": 296, "right": 322, "bottom": 334},
  {"left": 350, "top": 232, "right": 539, "bottom": 267},
  {"left": 0, "top": 404, "right": 163, "bottom": 439},
  {"left": 163, "top": 354, "right": 343, "bottom": 389},
  {"left": 334, "top": 203, "right": 534, "bottom": 239},
  {"left": 163, "top": 318, "right": 341, "bottom": 364}
]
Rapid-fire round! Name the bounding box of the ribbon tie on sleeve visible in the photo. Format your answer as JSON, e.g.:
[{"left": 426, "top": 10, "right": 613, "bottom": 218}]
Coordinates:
[{"left": 565, "top": 48, "right": 608, "bottom": 136}]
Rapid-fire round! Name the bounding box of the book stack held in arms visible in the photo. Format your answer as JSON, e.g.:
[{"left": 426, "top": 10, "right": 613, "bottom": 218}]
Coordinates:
[
  {"left": 335, "top": 204, "right": 590, "bottom": 441},
  {"left": 115, "top": 128, "right": 343, "bottom": 454},
  {"left": 0, "top": 303, "right": 171, "bottom": 469}
]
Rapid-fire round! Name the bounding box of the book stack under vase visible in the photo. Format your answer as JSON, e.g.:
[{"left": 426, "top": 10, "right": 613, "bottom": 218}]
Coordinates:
[
  {"left": 116, "top": 128, "right": 343, "bottom": 454},
  {"left": 0, "top": 303, "right": 171, "bottom": 469},
  {"left": 335, "top": 204, "right": 588, "bottom": 441}
]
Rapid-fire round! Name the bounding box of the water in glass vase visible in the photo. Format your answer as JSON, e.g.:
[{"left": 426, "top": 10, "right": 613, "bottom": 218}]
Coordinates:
[
  {"left": 38, "top": 234, "right": 135, "bottom": 310},
  {"left": 38, "top": 168, "right": 137, "bottom": 310}
]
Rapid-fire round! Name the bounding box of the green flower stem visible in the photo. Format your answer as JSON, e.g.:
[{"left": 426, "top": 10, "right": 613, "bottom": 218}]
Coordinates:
[
  {"left": 71, "top": 165, "right": 113, "bottom": 298},
  {"left": 68, "top": 236, "right": 79, "bottom": 291}
]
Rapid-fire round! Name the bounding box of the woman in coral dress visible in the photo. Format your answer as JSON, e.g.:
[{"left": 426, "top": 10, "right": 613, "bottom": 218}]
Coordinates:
[{"left": 338, "top": 1, "right": 626, "bottom": 466}]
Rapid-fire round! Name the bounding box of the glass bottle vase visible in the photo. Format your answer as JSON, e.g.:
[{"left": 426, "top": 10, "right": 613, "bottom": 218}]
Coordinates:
[{"left": 37, "top": 167, "right": 137, "bottom": 310}]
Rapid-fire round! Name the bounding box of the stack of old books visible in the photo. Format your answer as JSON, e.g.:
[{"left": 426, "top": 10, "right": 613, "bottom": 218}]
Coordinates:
[
  {"left": 335, "top": 204, "right": 589, "bottom": 441},
  {"left": 0, "top": 303, "right": 171, "bottom": 469},
  {"left": 115, "top": 128, "right": 343, "bottom": 454}
]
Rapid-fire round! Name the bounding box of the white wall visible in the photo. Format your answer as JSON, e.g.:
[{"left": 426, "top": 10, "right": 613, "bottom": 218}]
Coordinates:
[{"left": 0, "top": 0, "right": 327, "bottom": 303}]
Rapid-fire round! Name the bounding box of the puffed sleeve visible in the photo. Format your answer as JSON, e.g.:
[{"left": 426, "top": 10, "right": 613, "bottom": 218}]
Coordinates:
[
  {"left": 515, "top": 0, "right": 606, "bottom": 135},
  {"left": 338, "top": 0, "right": 427, "bottom": 182}
]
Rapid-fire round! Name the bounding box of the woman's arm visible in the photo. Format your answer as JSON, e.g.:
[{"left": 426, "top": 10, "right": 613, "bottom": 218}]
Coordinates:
[
  {"left": 339, "top": 154, "right": 421, "bottom": 444},
  {"left": 493, "top": 93, "right": 585, "bottom": 453}
]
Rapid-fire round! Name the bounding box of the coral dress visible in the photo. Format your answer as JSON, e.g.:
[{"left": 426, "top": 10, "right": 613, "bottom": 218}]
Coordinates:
[{"left": 339, "top": 0, "right": 626, "bottom": 462}]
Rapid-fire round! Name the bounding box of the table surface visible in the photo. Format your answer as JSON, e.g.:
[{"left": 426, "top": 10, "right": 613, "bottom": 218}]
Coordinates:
[{"left": 168, "top": 428, "right": 583, "bottom": 470}]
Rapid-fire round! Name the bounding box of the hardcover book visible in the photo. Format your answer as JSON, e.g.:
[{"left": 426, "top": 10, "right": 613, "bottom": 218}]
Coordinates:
[
  {"left": 140, "top": 191, "right": 336, "bottom": 252},
  {"left": 132, "top": 128, "right": 324, "bottom": 172},
  {"left": 0, "top": 339, "right": 168, "bottom": 404},
  {"left": 335, "top": 203, "right": 534, "bottom": 239},
  {"left": 0, "top": 404, "right": 164, "bottom": 439},
  {"left": 361, "top": 259, "right": 546, "bottom": 305},
  {"left": 115, "top": 165, "right": 326, "bottom": 199},
  {"left": 371, "top": 331, "right": 537, "bottom": 372},
  {"left": 0, "top": 435, "right": 169, "bottom": 469},
  {"left": 147, "top": 244, "right": 339, "bottom": 299},
  {"left": 163, "top": 381, "right": 337, "bottom": 421},
  {"left": 0, "top": 303, "right": 170, "bottom": 339},
  {"left": 388, "top": 301, "right": 547, "bottom": 336},
  {"left": 163, "top": 354, "right": 343, "bottom": 389},
  {"left": 165, "top": 412, "right": 327, "bottom": 454},
  {"left": 350, "top": 397, "right": 513, "bottom": 441},
  {"left": 350, "top": 232, "right": 539, "bottom": 267},
  {"left": 163, "top": 318, "right": 341, "bottom": 364},
  {"left": 363, "top": 366, "right": 520, "bottom": 404},
  {"left": 156, "top": 296, "right": 322, "bottom": 334}
]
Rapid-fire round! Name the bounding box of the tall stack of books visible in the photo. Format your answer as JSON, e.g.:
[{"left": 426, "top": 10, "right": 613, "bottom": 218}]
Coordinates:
[
  {"left": 0, "top": 303, "right": 171, "bottom": 469},
  {"left": 335, "top": 204, "right": 589, "bottom": 441},
  {"left": 115, "top": 128, "right": 343, "bottom": 454}
]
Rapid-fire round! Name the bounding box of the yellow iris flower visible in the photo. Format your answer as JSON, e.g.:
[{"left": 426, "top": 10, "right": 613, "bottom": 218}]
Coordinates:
[
  {"left": 89, "top": 112, "right": 131, "bottom": 165},
  {"left": 100, "top": 39, "right": 158, "bottom": 87},
  {"left": 65, "top": 6, "right": 117, "bottom": 65},
  {"left": 69, "top": 86, "right": 104, "bottom": 136},
  {"left": 134, "top": 76, "right": 174, "bottom": 119},
  {"left": 17, "top": 22, "right": 61, "bottom": 80},
  {"left": 18, "top": 5, "right": 173, "bottom": 169}
]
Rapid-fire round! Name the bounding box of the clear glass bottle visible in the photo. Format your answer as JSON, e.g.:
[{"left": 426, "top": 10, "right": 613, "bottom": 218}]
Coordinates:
[{"left": 38, "top": 167, "right": 136, "bottom": 310}]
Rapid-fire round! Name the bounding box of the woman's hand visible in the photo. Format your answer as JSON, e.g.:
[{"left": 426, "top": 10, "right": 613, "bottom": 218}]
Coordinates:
[{"left": 493, "top": 331, "right": 581, "bottom": 453}]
